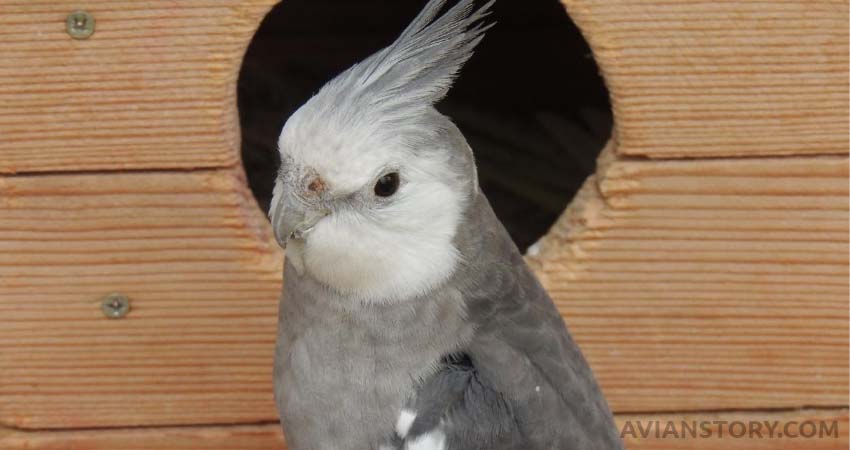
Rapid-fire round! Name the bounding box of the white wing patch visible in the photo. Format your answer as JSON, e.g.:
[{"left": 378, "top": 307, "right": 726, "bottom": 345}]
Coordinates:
[
  {"left": 405, "top": 429, "right": 446, "bottom": 450},
  {"left": 396, "top": 409, "right": 417, "bottom": 438},
  {"left": 394, "top": 408, "right": 446, "bottom": 450}
]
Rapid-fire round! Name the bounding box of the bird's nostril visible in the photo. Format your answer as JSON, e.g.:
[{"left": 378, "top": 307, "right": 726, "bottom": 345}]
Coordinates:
[{"left": 307, "top": 177, "right": 326, "bottom": 194}]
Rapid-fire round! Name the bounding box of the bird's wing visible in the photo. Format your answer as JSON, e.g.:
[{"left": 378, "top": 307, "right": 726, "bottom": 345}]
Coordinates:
[
  {"left": 395, "top": 352, "right": 522, "bottom": 450},
  {"left": 460, "top": 198, "right": 623, "bottom": 449},
  {"left": 396, "top": 196, "right": 622, "bottom": 450},
  {"left": 396, "top": 284, "right": 622, "bottom": 450}
]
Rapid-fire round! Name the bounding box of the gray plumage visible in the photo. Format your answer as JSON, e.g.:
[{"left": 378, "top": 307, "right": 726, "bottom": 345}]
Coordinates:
[{"left": 271, "top": 0, "right": 623, "bottom": 449}]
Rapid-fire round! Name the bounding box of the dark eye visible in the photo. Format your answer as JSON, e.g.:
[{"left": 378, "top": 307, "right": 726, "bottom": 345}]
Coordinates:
[{"left": 374, "top": 172, "right": 400, "bottom": 197}]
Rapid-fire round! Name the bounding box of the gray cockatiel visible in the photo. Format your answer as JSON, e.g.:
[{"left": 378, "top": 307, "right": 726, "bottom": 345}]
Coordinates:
[{"left": 270, "top": 0, "right": 623, "bottom": 449}]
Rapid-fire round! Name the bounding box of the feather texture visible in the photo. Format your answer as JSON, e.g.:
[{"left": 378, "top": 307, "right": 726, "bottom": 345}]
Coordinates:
[
  {"left": 317, "top": 0, "right": 494, "bottom": 124},
  {"left": 273, "top": 1, "right": 622, "bottom": 449}
]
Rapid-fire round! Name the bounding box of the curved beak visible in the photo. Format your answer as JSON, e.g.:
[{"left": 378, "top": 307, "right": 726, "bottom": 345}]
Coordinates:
[{"left": 269, "top": 193, "right": 329, "bottom": 249}]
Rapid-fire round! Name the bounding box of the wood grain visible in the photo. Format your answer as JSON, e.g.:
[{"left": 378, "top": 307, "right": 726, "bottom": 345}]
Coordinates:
[
  {"left": 0, "top": 409, "right": 845, "bottom": 449},
  {"left": 528, "top": 149, "right": 849, "bottom": 413},
  {"left": 1, "top": 0, "right": 848, "bottom": 439},
  {"left": 9, "top": 0, "right": 846, "bottom": 172},
  {"left": 562, "top": 0, "right": 849, "bottom": 158},
  {"left": 0, "top": 169, "right": 283, "bottom": 429},
  {"left": 2, "top": 153, "right": 846, "bottom": 428},
  {"left": 0, "top": 0, "right": 277, "bottom": 174},
  {"left": 0, "top": 423, "right": 287, "bottom": 450}
]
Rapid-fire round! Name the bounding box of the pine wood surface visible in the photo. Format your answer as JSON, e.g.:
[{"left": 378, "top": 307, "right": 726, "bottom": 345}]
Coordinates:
[
  {"left": 1, "top": 0, "right": 847, "bottom": 447},
  {"left": 1, "top": 154, "right": 846, "bottom": 429},
  {"left": 562, "top": 0, "right": 849, "bottom": 158},
  {"left": 6, "top": 0, "right": 847, "bottom": 174},
  {"left": 0, "top": 0, "right": 277, "bottom": 174},
  {"left": 0, "top": 423, "right": 288, "bottom": 450},
  {"left": 0, "top": 409, "right": 846, "bottom": 449},
  {"left": 528, "top": 150, "right": 849, "bottom": 413},
  {"left": 0, "top": 169, "right": 282, "bottom": 429}
]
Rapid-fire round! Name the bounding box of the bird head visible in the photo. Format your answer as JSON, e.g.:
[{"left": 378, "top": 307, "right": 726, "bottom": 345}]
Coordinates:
[{"left": 270, "top": 0, "right": 494, "bottom": 302}]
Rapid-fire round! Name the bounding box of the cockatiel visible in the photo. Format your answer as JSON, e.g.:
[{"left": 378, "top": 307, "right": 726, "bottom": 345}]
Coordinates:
[{"left": 270, "top": 0, "right": 623, "bottom": 449}]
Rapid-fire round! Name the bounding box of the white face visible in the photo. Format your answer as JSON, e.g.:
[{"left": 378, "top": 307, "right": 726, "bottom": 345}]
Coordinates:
[{"left": 272, "top": 110, "right": 469, "bottom": 303}]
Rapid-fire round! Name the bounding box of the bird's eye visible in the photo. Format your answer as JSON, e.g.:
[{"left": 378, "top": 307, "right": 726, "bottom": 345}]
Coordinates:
[{"left": 374, "top": 172, "right": 400, "bottom": 197}]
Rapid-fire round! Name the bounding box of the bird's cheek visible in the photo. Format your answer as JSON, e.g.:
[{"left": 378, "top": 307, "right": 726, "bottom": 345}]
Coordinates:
[
  {"left": 303, "top": 221, "right": 382, "bottom": 283},
  {"left": 304, "top": 215, "right": 343, "bottom": 247},
  {"left": 302, "top": 220, "right": 350, "bottom": 265}
]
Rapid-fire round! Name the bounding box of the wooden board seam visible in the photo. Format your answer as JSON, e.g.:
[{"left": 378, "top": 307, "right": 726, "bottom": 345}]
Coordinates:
[{"left": 2, "top": 407, "right": 846, "bottom": 434}]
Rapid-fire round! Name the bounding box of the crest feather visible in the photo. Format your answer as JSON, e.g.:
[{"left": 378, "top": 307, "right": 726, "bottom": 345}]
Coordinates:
[{"left": 332, "top": 0, "right": 495, "bottom": 115}]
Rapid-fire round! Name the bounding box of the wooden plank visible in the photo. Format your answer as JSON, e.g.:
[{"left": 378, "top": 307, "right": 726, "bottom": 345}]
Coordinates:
[
  {"left": 1, "top": 154, "right": 847, "bottom": 428},
  {"left": 0, "top": 409, "right": 845, "bottom": 449},
  {"left": 528, "top": 153, "right": 849, "bottom": 413},
  {"left": 0, "top": 0, "right": 277, "bottom": 174},
  {"left": 0, "top": 423, "right": 287, "bottom": 450},
  {"left": 562, "top": 0, "right": 849, "bottom": 158},
  {"left": 0, "top": 169, "right": 283, "bottom": 429}
]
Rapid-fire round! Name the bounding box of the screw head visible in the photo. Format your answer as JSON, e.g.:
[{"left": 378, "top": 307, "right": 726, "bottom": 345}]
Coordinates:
[
  {"left": 66, "top": 11, "right": 95, "bottom": 40},
  {"left": 100, "top": 293, "right": 130, "bottom": 319}
]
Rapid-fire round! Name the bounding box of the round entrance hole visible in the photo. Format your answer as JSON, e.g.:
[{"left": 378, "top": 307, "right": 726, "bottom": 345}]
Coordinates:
[{"left": 238, "top": 0, "right": 612, "bottom": 252}]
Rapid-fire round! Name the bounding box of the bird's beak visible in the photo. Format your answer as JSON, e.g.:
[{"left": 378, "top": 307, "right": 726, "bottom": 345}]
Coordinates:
[{"left": 270, "top": 194, "right": 329, "bottom": 249}]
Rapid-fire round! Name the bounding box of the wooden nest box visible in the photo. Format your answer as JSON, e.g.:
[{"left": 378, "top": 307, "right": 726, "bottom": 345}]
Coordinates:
[{"left": 0, "top": 0, "right": 847, "bottom": 448}]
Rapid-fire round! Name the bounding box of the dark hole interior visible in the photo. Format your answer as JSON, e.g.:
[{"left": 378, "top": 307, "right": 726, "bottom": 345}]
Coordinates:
[{"left": 238, "top": 0, "right": 612, "bottom": 252}]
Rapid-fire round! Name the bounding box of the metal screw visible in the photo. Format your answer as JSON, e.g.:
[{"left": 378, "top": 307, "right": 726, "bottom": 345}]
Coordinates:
[
  {"left": 100, "top": 293, "right": 130, "bottom": 319},
  {"left": 66, "top": 10, "right": 95, "bottom": 40}
]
